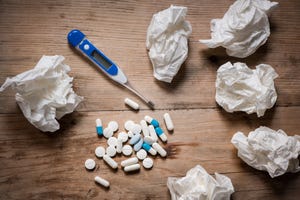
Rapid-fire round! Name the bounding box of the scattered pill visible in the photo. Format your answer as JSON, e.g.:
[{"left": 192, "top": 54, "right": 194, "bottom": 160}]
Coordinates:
[
  {"left": 122, "top": 145, "right": 133, "bottom": 156},
  {"left": 121, "top": 157, "right": 138, "bottom": 167},
  {"left": 103, "top": 155, "right": 118, "bottom": 169},
  {"left": 85, "top": 158, "right": 96, "bottom": 170},
  {"left": 124, "top": 120, "right": 135, "bottom": 131},
  {"left": 143, "top": 157, "right": 153, "bottom": 169},
  {"left": 144, "top": 115, "right": 159, "bottom": 127},
  {"left": 106, "top": 146, "right": 117, "bottom": 157},
  {"left": 129, "top": 133, "right": 141, "bottom": 145},
  {"left": 152, "top": 142, "right": 167, "bottom": 157},
  {"left": 95, "top": 146, "right": 106, "bottom": 158},
  {"left": 118, "top": 132, "right": 128, "bottom": 143},
  {"left": 148, "top": 125, "right": 158, "bottom": 142},
  {"left": 142, "top": 143, "right": 157, "bottom": 156},
  {"left": 95, "top": 176, "right": 110, "bottom": 188},
  {"left": 127, "top": 131, "right": 134, "bottom": 138},
  {"left": 107, "top": 137, "right": 118, "bottom": 147},
  {"left": 124, "top": 163, "right": 140, "bottom": 172},
  {"left": 134, "top": 138, "right": 144, "bottom": 152},
  {"left": 131, "top": 124, "right": 142, "bottom": 134},
  {"left": 103, "top": 127, "right": 113, "bottom": 138},
  {"left": 95, "top": 118, "right": 103, "bottom": 136},
  {"left": 163, "top": 113, "right": 174, "bottom": 131},
  {"left": 136, "top": 149, "right": 147, "bottom": 160},
  {"left": 155, "top": 127, "right": 167, "bottom": 142},
  {"left": 124, "top": 98, "right": 139, "bottom": 110},
  {"left": 144, "top": 136, "right": 155, "bottom": 145},
  {"left": 140, "top": 120, "right": 150, "bottom": 137},
  {"left": 108, "top": 121, "right": 119, "bottom": 132},
  {"left": 116, "top": 138, "right": 123, "bottom": 154}
]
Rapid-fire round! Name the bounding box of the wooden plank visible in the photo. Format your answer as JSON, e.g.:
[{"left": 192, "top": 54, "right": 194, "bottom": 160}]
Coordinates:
[
  {"left": 0, "top": 107, "right": 299, "bottom": 199},
  {"left": 0, "top": 0, "right": 300, "bottom": 113}
]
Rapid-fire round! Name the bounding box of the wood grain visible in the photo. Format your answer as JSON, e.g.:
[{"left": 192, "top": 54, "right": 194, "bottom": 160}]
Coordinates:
[{"left": 0, "top": 0, "right": 299, "bottom": 199}]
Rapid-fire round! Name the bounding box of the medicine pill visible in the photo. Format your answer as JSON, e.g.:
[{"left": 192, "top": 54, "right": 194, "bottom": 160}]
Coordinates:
[
  {"left": 124, "top": 120, "right": 135, "bottom": 131},
  {"left": 122, "top": 145, "right": 133, "bottom": 156},
  {"left": 95, "top": 118, "right": 103, "bottom": 136},
  {"left": 116, "top": 138, "right": 123, "bottom": 154},
  {"left": 129, "top": 133, "right": 141, "bottom": 145},
  {"left": 121, "top": 157, "right": 138, "bottom": 167},
  {"left": 85, "top": 158, "right": 96, "bottom": 170},
  {"left": 118, "top": 132, "right": 128, "bottom": 143},
  {"left": 140, "top": 120, "right": 150, "bottom": 137},
  {"left": 143, "top": 157, "right": 153, "bottom": 169},
  {"left": 144, "top": 115, "right": 159, "bottom": 127},
  {"left": 136, "top": 149, "right": 147, "bottom": 160},
  {"left": 144, "top": 136, "right": 155, "bottom": 145},
  {"left": 103, "top": 155, "right": 118, "bottom": 169},
  {"left": 108, "top": 121, "right": 119, "bottom": 132},
  {"left": 163, "top": 113, "right": 174, "bottom": 131},
  {"left": 107, "top": 137, "right": 118, "bottom": 147},
  {"left": 103, "top": 127, "right": 113, "bottom": 138},
  {"left": 134, "top": 138, "right": 143, "bottom": 152},
  {"left": 124, "top": 163, "right": 140, "bottom": 172},
  {"left": 106, "top": 146, "right": 117, "bottom": 157},
  {"left": 142, "top": 143, "right": 157, "bottom": 156},
  {"left": 131, "top": 124, "right": 142, "bottom": 134},
  {"left": 152, "top": 142, "right": 167, "bottom": 157},
  {"left": 148, "top": 125, "right": 158, "bottom": 142},
  {"left": 127, "top": 131, "right": 134, "bottom": 138},
  {"left": 155, "top": 127, "right": 167, "bottom": 142},
  {"left": 95, "top": 146, "right": 106, "bottom": 158},
  {"left": 124, "top": 98, "right": 139, "bottom": 110},
  {"left": 95, "top": 176, "right": 110, "bottom": 188}
]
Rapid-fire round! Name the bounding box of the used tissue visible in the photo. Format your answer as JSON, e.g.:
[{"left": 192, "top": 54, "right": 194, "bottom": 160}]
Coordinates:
[
  {"left": 215, "top": 62, "right": 278, "bottom": 117},
  {"left": 0, "top": 55, "right": 83, "bottom": 132},
  {"left": 231, "top": 126, "right": 300, "bottom": 178},
  {"left": 200, "top": 0, "right": 278, "bottom": 58},
  {"left": 146, "top": 5, "right": 192, "bottom": 83},
  {"left": 167, "top": 165, "right": 234, "bottom": 200}
]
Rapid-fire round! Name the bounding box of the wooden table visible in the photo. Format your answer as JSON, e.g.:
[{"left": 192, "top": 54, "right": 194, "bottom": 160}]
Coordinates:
[{"left": 0, "top": 0, "right": 299, "bottom": 199}]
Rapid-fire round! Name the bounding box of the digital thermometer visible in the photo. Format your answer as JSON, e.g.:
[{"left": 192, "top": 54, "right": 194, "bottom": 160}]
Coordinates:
[{"left": 67, "top": 29, "right": 154, "bottom": 108}]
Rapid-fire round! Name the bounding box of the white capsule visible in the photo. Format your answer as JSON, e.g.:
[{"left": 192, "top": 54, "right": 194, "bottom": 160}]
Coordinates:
[
  {"left": 140, "top": 120, "right": 150, "bottom": 137},
  {"left": 124, "top": 98, "right": 139, "bottom": 110},
  {"left": 144, "top": 115, "right": 159, "bottom": 127},
  {"left": 95, "top": 176, "right": 110, "bottom": 188},
  {"left": 96, "top": 119, "right": 102, "bottom": 126},
  {"left": 124, "top": 163, "right": 140, "bottom": 172},
  {"left": 143, "top": 157, "right": 153, "bottom": 169},
  {"left": 107, "top": 137, "right": 118, "bottom": 147},
  {"left": 116, "top": 138, "right": 123, "bottom": 153},
  {"left": 108, "top": 121, "right": 119, "bottom": 132},
  {"left": 163, "top": 113, "right": 174, "bottom": 131},
  {"left": 124, "top": 120, "right": 135, "bottom": 131},
  {"left": 131, "top": 124, "right": 142, "bottom": 134},
  {"left": 152, "top": 142, "right": 167, "bottom": 157},
  {"left": 103, "top": 155, "right": 118, "bottom": 169},
  {"left": 122, "top": 145, "right": 133, "bottom": 156},
  {"left": 103, "top": 127, "right": 113, "bottom": 138},
  {"left": 121, "top": 157, "right": 138, "bottom": 167},
  {"left": 85, "top": 158, "right": 96, "bottom": 170},
  {"left": 159, "top": 133, "right": 168, "bottom": 142},
  {"left": 118, "top": 131, "right": 128, "bottom": 143},
  {"left": 148, "top": 125, "right": 158, "bottom": 142},
  {"left": 95, "top": 146, "right": 106, "bottom": 158},
  {"left": 106, "top": 146, "right": 117, "bottom": 157},
  {"left": 144, "top": 136, "right": 155, "bottom": 145},
  {"left": 136, "top": 149, "right": 147, "bottom": 160}
]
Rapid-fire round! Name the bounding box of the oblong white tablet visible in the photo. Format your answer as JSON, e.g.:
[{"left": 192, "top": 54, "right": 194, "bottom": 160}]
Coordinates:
[
  {"left": 124, "top": 98, "right": 139, "bottom": 110},
  {"left": 163, "top": 113, "right": 174, "bottom": 131},
  {"left": 121, "top": 157, "right": 138, "bottom": 167},
  {"left": 122, "top": 145, "right": 133, "bottom": 156},
  {"left": 85, "top": 158, "right": 96, "bottom": 170},
  {"left": 108, "top": 121, "right": 119, "bottom": 132},
  {"left": 140, "top": 120, "right": 150, "bottom": 137},
  {"left": 95, "top": 146, "right": 106, "bottom": 158},
  {"left": 95, "top": 176, "right": 110, "bottom": 188},
  {"left": 148, "top": 125, "right": 158, "bottom": 142},
  {"left": 143, "top": 157, "right": 153, "bottom": 169},
  {"left": 136, "top": 149, "right": 147, "bottom": 160},
  {"left": 124, "top": 163, "right": 140, "bottom": 172},
  {"left": 116, "top": 138, "right": 123, "bottom": 154},
  {"left": 103, "top": 155, "right": 118, "bottom": 169},
  {"left": 152, "top": 142, "right": 167, "bottom": 157}
]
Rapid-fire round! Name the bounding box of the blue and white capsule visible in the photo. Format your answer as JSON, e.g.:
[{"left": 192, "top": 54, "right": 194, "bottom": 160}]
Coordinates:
[
  {"left": 144, "top": 115, "right": 159, "bottom": 128},
  {"left": 155, "top": 127, "right": 167, "bottom": 142},
  {"left": 142, "top": 143, "right": 157, "bottom": 156},
  {"left": 96, "top": 118, "right": 103, "bottom": 136}
]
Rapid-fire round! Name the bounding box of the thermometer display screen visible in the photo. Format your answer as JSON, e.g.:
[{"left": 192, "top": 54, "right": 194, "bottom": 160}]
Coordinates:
[{"left": 91, "top": 50, "right": 112, "bottom": 69}]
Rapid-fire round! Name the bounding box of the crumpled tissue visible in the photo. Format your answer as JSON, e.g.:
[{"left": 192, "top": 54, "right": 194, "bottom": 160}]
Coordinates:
[
  {"left": 0, "top": 55, "right": 83, "bottom": 132},
  {"left": 215, "top": 62, "right": 278, "bottom": 117},
  {"left": 200, "top": 0, "right": 278, "bottom": 58},
  {"left": 167, "top": 165, "right": 234, "bottom": 200},
  {"left": 146, "top": 5, "right": 192, "bottom": 83},
  {"left": 231, "top": 126, "right": 300, "bottom": 178}
]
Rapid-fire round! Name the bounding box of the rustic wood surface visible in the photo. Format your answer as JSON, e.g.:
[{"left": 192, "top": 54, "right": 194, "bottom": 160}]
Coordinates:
[{"left": 0, "top": 0, "right": 299, "bottom": 199}]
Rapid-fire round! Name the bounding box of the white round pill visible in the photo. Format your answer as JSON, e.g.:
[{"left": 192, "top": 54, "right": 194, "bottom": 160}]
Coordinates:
[
  {"left": 106, "top": 146, "right": 117, "bottom": 157},
  {"left": 136, "top": 149, "right": 147, "bottom": 160},
  {"left": 107, "top": 137, "right": 118, "bottom": 147},
  {"left": 142, "top": 157, "right": 153, "bottom": 169},
  {"left": 118, "top": 132, "right": 128, "bottom": 143},
  {"left": 95, "top": 146, "right": 106, "bottom": 158},
  {"left": 103, "top": 127, "right": 113, "bottom": 138},
  {"left": 108, "top": 121, "right": 119, "bottom": 132},
  {"left": 122, "top": 145, "right": 133, "bottom": 156},
  {"left": 131, "top": 124, "right": 142, "bottom": 134},
  {"left": 124, "top": 120, "right": 135, "bottom": 131},
  {"left": 85, "top": 158, "right": 96, "bottom": 170}
]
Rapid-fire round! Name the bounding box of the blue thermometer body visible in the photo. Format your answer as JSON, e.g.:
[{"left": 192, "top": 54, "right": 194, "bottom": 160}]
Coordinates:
[{"left": 67, "top": 29, "right": 154, "bottom": 108}]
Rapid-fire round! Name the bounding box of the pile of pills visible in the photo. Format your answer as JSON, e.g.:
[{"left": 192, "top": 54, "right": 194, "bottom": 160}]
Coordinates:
[{"left": 85, "top": 113, "right": 174, "bottom": 188}]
